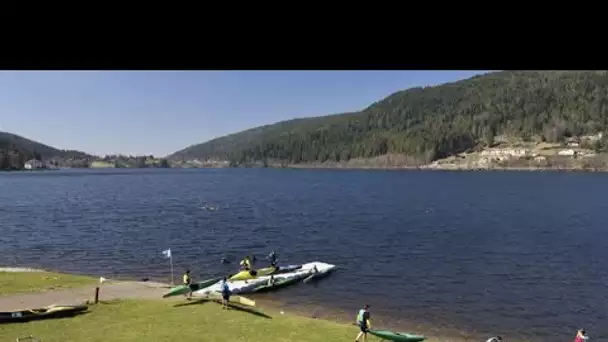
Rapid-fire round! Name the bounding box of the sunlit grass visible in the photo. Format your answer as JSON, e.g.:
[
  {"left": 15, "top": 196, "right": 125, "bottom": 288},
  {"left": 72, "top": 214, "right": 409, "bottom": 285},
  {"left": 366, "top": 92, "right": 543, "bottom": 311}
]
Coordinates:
[{"left": 0, "top": 271, "right": 96, "bottom": 296}]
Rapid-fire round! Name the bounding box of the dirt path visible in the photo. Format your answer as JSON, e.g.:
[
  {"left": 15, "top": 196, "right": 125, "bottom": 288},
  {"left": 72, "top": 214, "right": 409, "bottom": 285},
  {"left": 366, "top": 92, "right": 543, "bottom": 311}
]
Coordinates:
[{"left": 0, "top": 280, "right": 179, "bottom": 311}]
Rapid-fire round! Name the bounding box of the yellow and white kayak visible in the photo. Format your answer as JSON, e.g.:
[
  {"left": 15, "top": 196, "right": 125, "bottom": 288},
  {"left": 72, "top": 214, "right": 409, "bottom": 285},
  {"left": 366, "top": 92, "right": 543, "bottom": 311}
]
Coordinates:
[
  {"left": 193, "top": 261, "right": 336, "bottom": 298},
  {"left": 229, "top": 266, "right": 277, "bottom": 281}
]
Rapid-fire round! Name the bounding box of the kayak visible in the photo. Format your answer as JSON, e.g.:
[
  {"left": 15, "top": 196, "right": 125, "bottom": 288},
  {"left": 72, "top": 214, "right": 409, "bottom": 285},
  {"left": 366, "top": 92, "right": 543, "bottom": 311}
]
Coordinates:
[
  {"left": 274, "top": 264, "right": 302, "bottom": 274},
  {"left": 303, "top": 264, "right": 335, "bottom": 283},
  {"left": 229, "top": 266, "right": 278, "bottom": 281},
  {"left": 250, "top": 272, "right": 309, "bottom": 293},
  {"left": 162, "top": 277, "right": 222, "bottom": 298},
  {"left": 193, "top": 261, "right": 336, "bottom": 297},
  {"left": 301, "top": 261, "right": 336, "bottom": 278},
  {"left": 368, "top": 330, "right": 426, "bottom": 342},
  {"left": 0, "top": 304, "right": 88, "bottom": 323},
  {"left": 239, "top": 261, "right": 335, "bottom": 293},
  {"left": 192, "top": 277, "right": 269, "bottom": 297},
  {"left": 203, "top": 292, "right": 256, "bottom": 307}
]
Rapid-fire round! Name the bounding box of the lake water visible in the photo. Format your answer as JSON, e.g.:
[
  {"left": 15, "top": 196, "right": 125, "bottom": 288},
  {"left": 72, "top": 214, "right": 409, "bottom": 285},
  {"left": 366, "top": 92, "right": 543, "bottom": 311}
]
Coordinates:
[{"left": 1, "top": 168, "right": 607, "bottom": 341}]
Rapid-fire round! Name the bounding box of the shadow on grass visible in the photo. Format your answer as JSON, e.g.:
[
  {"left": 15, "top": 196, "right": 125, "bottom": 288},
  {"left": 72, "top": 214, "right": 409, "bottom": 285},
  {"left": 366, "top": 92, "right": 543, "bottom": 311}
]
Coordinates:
[
  {"left": 173, "top": 299, "right": 272, "bottom": 319},
  {"left": 226, "top": 303, "right": 273, "bottom": 319},
  {"left": 173, "top": 298, "right": 211, "bottom": 308},
  {"left": 93, "top": 299, "right": 124, "bottom": 306}
]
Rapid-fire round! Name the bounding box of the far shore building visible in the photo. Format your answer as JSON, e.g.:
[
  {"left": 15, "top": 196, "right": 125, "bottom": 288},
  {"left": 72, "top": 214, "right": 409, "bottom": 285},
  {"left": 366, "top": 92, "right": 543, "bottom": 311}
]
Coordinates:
[
  {"left": 90, "top": 161, "right": 116, "bottom": 168},
  {"left": 558, "top": 149, "right": 576, "bottom": 156},
  {"left": 480, "top": 148, "right": 530, "bottom": 161},
  {"left": 24, "top": 159, "right": 44, "bottom": 170}
]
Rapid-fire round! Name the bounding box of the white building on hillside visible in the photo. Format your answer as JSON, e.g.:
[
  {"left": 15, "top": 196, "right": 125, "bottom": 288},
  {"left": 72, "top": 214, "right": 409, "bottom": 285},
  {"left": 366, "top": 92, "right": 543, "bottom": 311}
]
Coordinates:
[
  {"left": 480, "top": 148, "right": 530, "bottom": 161},
  {"left": 558, "top": 149, "right": 576, "bottom": 156},
  {"left": 24, "top": 159, "right": 44, "bottom": 169}
]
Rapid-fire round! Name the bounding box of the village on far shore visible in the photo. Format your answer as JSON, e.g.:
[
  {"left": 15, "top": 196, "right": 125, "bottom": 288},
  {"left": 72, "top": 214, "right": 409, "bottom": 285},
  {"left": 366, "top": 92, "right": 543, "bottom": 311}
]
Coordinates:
[
  {"left": 168, "top": 132, "right": 608, "bottom": 172},
  {"left": 15, "top": 131, "right": 608, "bottom": 173},
  {"left": 427, "top": 132, "right": 606, "bottom": 171},
  {"left": 23, "top": 154, "right": 170, "bottom": 170}
]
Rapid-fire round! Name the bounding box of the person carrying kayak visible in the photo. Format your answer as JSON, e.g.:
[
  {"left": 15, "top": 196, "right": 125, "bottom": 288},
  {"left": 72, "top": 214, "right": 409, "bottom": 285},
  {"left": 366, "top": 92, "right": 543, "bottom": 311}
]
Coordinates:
[
  {"left": 575, "top": 329, "right": 589, "bottom": 342},
  {"left": 355, "top": 304, "right": 371, "bottom": 342},
  {"left": 182, "top": 270, "right": 192, "bottom": 300},
  {"left": 240, "top": 256, "right": 251, "bottom": 271},
  {"left": 267, "top": 250, "right": 278, "bottom": 267},
  {"left": 486, "top": 336, "right": 502, "bottom": 342},
  {"left": 220, "top": 277, "right": 231, "bottom": 310}
]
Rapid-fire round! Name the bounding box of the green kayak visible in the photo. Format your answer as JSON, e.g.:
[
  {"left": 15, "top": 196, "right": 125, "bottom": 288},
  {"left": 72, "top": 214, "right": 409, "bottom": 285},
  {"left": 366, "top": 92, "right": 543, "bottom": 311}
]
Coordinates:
[
  {"left": 368, "top": 330, "right": 426, "bottom": 342},
  {"left": 162, "top": 277, "right": 221, "bottom": 298}
]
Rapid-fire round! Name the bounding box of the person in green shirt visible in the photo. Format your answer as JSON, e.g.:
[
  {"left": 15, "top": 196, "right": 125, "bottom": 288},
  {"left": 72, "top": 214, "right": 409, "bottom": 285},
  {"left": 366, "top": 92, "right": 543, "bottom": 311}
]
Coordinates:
[
  {"left": 182, "top": 270, "right": 192, "bottom": 299},
  {"left": 355, "top": 304, "right": 371, "bottom": 342},
  {"left": 239, "top": 256, "right": 251, "bottom": 271}
]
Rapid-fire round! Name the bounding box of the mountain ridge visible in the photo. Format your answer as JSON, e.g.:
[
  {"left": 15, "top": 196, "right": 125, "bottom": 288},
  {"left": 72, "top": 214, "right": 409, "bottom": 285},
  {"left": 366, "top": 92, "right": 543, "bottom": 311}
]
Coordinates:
[
  {"left": 168, "top": 70, "right": 608, "bottom": 166},
  {"left": 0, "top": 131, "right": 92, "bottom": 158}
]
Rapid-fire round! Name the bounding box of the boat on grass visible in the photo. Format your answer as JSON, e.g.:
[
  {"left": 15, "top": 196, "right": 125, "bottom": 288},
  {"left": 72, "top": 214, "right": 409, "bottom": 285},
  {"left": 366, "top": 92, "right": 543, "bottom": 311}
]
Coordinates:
[
  {"left": 368, "top": 329, "right": 426, "bottom": 342},
  {"left": 0, "top": 304, "right": 88, "bottom": 323}
]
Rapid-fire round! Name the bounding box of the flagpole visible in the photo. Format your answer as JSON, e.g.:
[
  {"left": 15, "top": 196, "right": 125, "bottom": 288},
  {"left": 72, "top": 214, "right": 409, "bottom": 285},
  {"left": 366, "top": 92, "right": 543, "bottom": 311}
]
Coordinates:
[
  {"left": 163, "top": 249, "right": 175, "bottom": 286},
  {"left": 169, "top": 252, "right": 174, "bottom": 286}
]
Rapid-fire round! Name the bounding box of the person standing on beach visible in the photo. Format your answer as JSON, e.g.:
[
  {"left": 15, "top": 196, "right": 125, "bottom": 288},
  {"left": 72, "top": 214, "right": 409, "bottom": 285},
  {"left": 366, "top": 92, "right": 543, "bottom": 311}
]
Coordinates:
[
  {"left": 575, "top": 329, "right": 589, "bottom": 342},
  {"left": 220, "top": 277, "right": 231, "bottom": 309},
  {"left": 355, "top": 304, "right": 371, "bottom": 342},
  {"left": 182, "top": 270, "right": 192, "bottom": 299}
]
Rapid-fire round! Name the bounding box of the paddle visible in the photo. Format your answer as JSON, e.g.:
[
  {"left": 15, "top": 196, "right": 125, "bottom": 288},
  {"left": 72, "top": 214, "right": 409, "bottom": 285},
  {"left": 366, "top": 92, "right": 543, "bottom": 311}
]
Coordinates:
[{"left": 303, "top": 273, "right": 315, "bottom": 283}]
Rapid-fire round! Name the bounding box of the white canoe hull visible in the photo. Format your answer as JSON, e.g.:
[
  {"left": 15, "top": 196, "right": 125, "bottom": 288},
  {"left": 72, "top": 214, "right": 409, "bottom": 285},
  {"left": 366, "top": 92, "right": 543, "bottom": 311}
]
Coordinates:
[{"left": 192, "top": 261, "right": 335, "bottom": 297}]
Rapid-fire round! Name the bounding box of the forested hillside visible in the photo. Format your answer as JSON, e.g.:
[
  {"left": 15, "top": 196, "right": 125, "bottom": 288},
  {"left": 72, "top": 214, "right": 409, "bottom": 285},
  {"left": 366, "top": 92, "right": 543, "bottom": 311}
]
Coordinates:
[
  {"left": 169, "top": 71, "right": 608, "bottom": 166},
  {"left": 0, "top": 131, "right": 91, "bottom": 170}
]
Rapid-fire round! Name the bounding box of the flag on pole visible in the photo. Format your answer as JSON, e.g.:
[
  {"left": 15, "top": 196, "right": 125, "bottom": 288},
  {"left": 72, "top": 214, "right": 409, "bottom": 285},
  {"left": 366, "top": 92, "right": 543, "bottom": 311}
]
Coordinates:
[{"left": 162, "top": 248, "right": 175, "bottom": 285}]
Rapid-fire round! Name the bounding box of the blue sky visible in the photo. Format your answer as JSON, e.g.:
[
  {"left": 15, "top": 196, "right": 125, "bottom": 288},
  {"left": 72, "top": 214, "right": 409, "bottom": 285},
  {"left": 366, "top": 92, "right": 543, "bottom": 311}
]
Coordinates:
[{"left": 0, "top": 70, "right": 490, "bottom": 157}]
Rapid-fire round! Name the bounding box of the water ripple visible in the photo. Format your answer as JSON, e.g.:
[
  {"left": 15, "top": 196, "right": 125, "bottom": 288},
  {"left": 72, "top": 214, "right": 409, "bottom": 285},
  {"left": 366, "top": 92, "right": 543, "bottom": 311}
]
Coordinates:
[{"left": 1, "top": 168, "right": 607, "bottom": 340}]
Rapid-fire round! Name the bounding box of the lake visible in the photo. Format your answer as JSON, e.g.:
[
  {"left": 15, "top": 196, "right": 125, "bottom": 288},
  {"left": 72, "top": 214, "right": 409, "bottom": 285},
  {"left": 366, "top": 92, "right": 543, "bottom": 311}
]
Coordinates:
[{"left": 1, "top": 168, "right": 607, "bottom": 341}]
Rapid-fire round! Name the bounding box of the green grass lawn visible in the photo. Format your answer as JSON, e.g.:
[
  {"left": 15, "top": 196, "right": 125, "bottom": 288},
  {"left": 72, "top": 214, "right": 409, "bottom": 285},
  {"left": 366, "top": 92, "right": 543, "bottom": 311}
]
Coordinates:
[
  {"left": 0, "top": 272, "right": 433, "bottom": 342},
  {"left": 1, "top": 299, "right": 362, "bottom": 342},
  {"left": 0, "top": 271, "right": 96, "bottom": 296}
]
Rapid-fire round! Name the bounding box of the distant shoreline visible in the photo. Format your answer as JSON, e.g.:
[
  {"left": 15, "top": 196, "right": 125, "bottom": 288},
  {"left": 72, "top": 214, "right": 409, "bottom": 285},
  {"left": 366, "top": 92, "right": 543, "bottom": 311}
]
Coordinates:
[
  {"left": 169, "top": 163, "right": 608, "bottom": 173},
  {"left": 0, "top": 267, "right": 46, "bottom": 272},
  {"left": 4, "top": 163, "right": 607, "bottom": 174}
]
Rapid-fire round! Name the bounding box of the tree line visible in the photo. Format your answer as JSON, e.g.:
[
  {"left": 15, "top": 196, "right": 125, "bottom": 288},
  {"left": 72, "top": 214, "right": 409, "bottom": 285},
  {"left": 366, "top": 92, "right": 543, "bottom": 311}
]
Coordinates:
[{"left": 169, "top": 71, "right": 608, "bottom": 166}]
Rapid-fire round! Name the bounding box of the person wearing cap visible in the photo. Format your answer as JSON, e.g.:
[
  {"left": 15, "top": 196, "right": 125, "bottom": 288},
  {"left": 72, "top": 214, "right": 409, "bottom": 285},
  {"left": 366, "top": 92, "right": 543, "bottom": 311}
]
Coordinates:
[
  {"left": 486, "top": 336, "right": 502, "bottom": 342},
  {"left": 355, "top": 304, "right": 371, "bottom": 342},
  {"left": 575, "top": 329, "right": 589, "bottom": 342}
]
